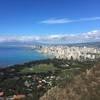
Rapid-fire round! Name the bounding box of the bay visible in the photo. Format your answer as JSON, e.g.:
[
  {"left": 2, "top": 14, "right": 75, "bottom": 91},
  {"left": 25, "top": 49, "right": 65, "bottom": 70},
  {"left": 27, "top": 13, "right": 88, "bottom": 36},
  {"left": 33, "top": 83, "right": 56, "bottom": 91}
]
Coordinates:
[{"left": 0, "top": 46, "right": 48, "bottom": 67}]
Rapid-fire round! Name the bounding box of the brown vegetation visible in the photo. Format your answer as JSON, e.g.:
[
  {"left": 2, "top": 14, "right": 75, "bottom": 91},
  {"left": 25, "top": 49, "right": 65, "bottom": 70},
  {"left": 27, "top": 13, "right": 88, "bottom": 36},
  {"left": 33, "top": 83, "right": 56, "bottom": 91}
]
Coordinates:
[
  {"left": 40, "top": 63, "right": 100, "bottom": 100},
  {"left": 13, "top": 94, "right": 26, "bottom": 100}
]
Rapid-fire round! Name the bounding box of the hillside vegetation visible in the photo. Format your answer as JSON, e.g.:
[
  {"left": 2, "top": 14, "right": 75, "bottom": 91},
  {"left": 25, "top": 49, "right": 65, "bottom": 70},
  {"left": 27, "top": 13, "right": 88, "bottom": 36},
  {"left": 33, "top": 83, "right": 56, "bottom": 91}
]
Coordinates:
[{"left": 40, "top": 62, "right": 100, "bottom": 100}]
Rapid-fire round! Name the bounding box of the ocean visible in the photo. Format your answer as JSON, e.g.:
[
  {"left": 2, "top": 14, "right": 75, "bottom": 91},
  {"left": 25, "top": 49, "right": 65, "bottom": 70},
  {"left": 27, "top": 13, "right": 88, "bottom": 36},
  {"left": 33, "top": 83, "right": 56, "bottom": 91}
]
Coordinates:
[{"left": 0, "top": 46, "right": 48, "bottom": 67}]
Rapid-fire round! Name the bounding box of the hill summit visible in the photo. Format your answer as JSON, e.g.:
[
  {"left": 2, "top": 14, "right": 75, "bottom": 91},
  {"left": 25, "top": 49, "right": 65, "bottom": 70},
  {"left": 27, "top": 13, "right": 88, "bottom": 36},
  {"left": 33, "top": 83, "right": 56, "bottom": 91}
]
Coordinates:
[{"left": 40, "top": 62, "right": 100, "bottom": 100}]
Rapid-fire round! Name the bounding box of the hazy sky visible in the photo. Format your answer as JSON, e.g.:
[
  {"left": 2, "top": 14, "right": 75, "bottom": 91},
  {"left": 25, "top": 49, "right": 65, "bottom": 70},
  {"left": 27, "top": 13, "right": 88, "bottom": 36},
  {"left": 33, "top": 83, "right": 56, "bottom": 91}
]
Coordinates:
[{"left": 0, "top": 0, "right": 100, "bottom": 43}]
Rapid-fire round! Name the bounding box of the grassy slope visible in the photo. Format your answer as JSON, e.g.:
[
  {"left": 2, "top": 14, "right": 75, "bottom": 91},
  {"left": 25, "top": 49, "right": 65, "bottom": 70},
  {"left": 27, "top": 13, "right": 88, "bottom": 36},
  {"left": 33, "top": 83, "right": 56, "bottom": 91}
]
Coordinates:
[
  {"left": 40, "top": 62, "right": 100, "bottom": 100},
  {"left": 21, "top": 63, "right": 57, "bottom": 73}
]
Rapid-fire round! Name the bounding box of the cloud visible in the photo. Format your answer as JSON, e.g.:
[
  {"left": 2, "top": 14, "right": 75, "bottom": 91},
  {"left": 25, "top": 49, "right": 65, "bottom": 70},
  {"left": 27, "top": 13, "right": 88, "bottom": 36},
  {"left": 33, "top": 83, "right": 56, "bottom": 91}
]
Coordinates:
[
  {"left": 0, "top": 36, "right": 39, "bottom": 43},
  {"left": 40, "top": 18, "right": 73, "bottom": 24},
  {"left": 46, "top": 30, "right": 100, "bottom": 43},
  {"left": 40, "top": 17, "right": 100, "bottom": 24},
  {"left": 86, "top": 30, "right": 100, "bottom": 39},
  {"left": 0, "top": 30, "right": 100, "bottom": 43}
]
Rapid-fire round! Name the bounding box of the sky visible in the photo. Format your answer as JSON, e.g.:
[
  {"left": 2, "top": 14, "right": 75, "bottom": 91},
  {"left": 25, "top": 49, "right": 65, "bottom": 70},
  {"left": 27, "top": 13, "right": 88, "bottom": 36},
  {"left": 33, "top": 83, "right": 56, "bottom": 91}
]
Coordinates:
[{"left": 0, "top": 0, "right": 100, "bottom": 43}]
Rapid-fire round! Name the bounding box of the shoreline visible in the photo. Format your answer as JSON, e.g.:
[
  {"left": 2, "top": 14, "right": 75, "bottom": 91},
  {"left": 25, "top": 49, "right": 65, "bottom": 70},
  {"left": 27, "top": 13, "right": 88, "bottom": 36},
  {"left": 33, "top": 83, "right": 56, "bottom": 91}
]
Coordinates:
[
  {"left": 0, "top": 58, "right": 54, "bottom": 69},
  {"left": 0, "top": 57, "right": 99, "bottom": 70},
  {"left": 0, "top": 46, "right": 51, "bottom": 68}
]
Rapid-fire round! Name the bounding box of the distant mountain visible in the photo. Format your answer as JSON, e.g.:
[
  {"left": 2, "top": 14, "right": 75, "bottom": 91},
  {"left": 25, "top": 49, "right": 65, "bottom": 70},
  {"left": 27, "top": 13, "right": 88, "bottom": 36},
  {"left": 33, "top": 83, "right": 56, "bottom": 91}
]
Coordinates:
[
  {"left": 41, "top": 41, "right": 100, "bottom": 48},
  {"left": 70, "top": 42, "right": 100, "bottom": 48},
  {"left": 0, "top": 41, "right": 100, "bottom": 48}
]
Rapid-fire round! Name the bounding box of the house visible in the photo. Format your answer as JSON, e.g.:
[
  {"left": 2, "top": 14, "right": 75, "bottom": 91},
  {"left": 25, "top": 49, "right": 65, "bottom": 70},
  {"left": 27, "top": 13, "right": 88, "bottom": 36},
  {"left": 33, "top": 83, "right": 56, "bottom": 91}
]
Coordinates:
[
  {"left": 13, "top": 94, "right": 26, "bottom": 100},
  {"left": 0, "top": 91, "right": 4, "bottom": 97}
]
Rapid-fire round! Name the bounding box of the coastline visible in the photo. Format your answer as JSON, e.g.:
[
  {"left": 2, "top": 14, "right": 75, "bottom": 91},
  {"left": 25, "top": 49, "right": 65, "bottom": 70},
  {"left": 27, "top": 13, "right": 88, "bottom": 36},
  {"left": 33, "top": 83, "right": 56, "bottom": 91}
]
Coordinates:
[
  {"left": 0, "top": 46, "right": 50, "bottom": 68},
  {"left": 0, "top": 58, "right": 53, "bottom": 69}
]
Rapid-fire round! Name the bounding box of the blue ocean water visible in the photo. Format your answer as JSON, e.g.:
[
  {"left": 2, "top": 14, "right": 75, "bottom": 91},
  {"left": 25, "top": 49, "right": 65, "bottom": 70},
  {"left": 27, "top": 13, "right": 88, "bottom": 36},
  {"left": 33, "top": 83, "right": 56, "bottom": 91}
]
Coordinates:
[{"left": 0, "top": 46, "right": 48, "bottom": 67}]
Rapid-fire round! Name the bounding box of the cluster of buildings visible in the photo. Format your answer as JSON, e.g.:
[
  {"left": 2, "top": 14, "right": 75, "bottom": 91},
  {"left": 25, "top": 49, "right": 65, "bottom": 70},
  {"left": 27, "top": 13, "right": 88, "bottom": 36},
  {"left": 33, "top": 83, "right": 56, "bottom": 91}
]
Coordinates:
[
  {"left": 0, "top": 70, "right": 58, "bottom": 100},
  {"left": 38, "top": 45, "right": 100, "bottom": 60},
  {"left": 0, "top": 91, "right": 26, "bottom": 100}
]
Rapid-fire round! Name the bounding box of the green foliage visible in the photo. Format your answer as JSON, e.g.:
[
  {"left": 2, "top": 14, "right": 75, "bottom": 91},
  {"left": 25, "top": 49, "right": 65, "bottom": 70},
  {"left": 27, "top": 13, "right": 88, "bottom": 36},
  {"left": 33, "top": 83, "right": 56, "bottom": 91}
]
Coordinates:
[{"left": 21, "top": 63, "right": 57, "bottom": 73}]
